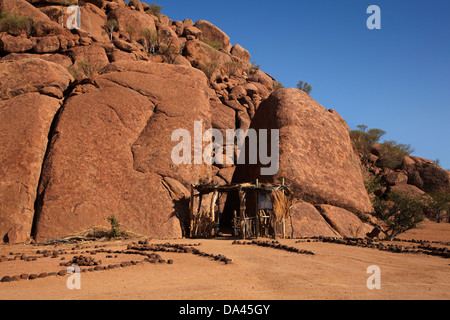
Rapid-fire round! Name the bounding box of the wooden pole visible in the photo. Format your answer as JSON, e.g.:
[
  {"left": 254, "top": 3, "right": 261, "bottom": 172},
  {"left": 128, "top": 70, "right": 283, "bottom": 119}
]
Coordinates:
[
  {"left": 233, "top": 210, "right": 237, "bottom": 237},
  {"left": 255, "top": 179, "right": 260, "bottom": 238},
  {"left": 273, "top": 220, "right": 277, "bottom": 240},
  {"left": 255, "top": 191, "right": 260, "bottom": 239},
  {"left": 189, "top": 185, "right": 194, "bottom": 238},
  {"left": 211, "top": 191, "right": 218, "bottom": 237},
  {"left": 281, "top": 181, "right": 286, "bottom": 239},
  {"left": 194, "top": 193, "right": 203, "bottom": 237},
  {"left": 239, "top": 189, "right": 245, "bottom": 239}
]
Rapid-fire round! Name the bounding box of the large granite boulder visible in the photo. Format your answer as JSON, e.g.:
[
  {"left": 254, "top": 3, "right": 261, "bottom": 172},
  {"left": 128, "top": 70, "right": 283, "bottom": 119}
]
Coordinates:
[
  {"left": 402, "top": 156, "right": 450, "bottom": 194},
  {"left": 32, "top": 61, "right": 212, "bottom": 241},
  {"left": 194, "top": 20, "right": 232, "bottom": 53},
  {"left": 234, "top": 88, "right": 373, "bottom": 215}
]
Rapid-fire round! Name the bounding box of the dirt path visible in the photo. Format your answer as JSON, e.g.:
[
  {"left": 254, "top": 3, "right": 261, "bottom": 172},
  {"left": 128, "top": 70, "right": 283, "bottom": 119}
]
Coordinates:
[{"left": 1, "top": 220, "right": 449, "bottom": 300}]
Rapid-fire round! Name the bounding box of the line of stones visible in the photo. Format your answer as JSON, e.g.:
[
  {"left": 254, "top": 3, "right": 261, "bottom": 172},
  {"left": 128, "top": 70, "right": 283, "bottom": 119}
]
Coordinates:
[
  {"left": 128, "top": 242, "right": 234, "bottom": 264},
  {"left": 295, "top": 237, "right": 450, "bottom": 258},
  {"left": 232, "top": 240, "right": 315, "bottom": 256},
  {"left": 1, "top": 241, "right": 234, "bottom": 283},
  {"left": 0, "top": 245, "right": 172, "bottom": 283}
]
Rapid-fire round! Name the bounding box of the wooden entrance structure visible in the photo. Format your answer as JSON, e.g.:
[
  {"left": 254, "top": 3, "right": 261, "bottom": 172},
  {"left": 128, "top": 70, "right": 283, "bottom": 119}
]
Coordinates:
[{"left": 189, "top": 180, "right": 293, "bottom": 239}]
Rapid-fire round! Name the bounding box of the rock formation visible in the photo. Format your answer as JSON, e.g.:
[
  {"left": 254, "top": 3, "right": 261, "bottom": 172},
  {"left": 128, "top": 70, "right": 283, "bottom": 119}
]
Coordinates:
[{"left": 0, "top": 0, "right": 446, "bottom": 243}]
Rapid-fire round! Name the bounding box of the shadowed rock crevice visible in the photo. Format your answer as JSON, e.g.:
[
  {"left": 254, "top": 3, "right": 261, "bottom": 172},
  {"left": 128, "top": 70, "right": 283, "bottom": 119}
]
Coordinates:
[
  {"left": 314, "top": 205, "right": 342, "bottom": 236},
  {"left": 30, "top": 84, "right": 76, "bottom": 239}
]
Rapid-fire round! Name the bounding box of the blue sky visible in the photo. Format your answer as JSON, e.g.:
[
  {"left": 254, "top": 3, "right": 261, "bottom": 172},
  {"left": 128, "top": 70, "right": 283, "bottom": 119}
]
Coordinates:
[{"left": 143, "top": 0, "right": 450, "bottom": 169}]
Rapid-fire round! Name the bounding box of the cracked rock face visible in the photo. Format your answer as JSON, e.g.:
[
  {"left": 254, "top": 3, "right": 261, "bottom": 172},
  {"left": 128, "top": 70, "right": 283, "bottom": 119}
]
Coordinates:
[
  {"left": 32, "top": 62, "right": 212, "bottom": 242},
  {"left": 0, "top": 59, "right": 71, "bottom": 243}
]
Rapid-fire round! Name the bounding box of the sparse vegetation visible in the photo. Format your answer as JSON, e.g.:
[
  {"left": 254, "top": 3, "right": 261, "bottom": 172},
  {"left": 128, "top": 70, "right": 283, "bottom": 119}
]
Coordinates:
[
  {"left": 364, "top": 174, "right": 385, "bottom": 196},
  {"left": 146, "top": 3, "right": 163, "bottom": 17},
  {"left": 422, "top": 192, "right": 450, "bottom": 223},
  {"left": 197, "top": 48, "right": 223, "bottom": 80},
  {"left": 104, "top": 19, "right": 119, "bottom": 41},
  {"left": 125, "top": 24, "right": 137, "bottom": 42},
  {"left": 273, "top": 81, "right": 284, "bottom": 90},
  {"left": 161, "top": 42, "right": 182, "bottom": 64},
  {"left": 140, "top": 27, "right": 180, "bottom": 62},
  {"left": 377, "top": 141, "right": 414, "bottom": 170},
  {"left": 67, "top": 60, "right": 104, "bottom": 79},
  {"left": 0, "top": 12, "right": 35, "bottom": 36},
  {"left": 350, "top": 125, "right": 386, "bottom": 164},
  {"left": 223, "top": 60, "right": 241, "bottom": 77},
  {"left": 350, "top": 125, "right": 413, "bottom": 170},
  {"left": 202, "top": 39, "right": 221, "bottom": 51},
  {"left": 107, "top": 214, "right": 121, "bottom": 238},
  {"left": 246, "top": 61, "right": 260, "bottom": 75},
  {"left": 297, "top": 80, "right": 312, "bottom": 95},
  {"left": 371, "top": 190, "right": 425, "bottom": 240},
  {"left": 198, "top": 61, "right": 221, "bottom": 80},
  {"left": 140, "top": 27, "right": 158, "bottom": 54}
]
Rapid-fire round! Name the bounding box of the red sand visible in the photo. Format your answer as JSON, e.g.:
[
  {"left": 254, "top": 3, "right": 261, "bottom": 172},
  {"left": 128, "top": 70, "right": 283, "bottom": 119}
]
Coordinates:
[{"left": 1, "top": 219, "right": 449, "bottom": 300}]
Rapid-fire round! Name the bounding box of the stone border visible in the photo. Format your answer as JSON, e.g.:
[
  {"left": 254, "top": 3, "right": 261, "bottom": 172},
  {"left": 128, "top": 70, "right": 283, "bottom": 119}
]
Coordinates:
[{"left": 232, "top": 240, "right": 315, "bottom": 255}]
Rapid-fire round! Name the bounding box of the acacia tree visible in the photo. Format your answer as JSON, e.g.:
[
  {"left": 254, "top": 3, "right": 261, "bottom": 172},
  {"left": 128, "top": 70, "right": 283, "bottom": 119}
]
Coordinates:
[
  {"left": 147, "top": 3, "right": 163, "bottom": 17},
  {"left": 140, "top": 27, "right": 158, "bottom": 54},
  {"left": 350, "top": 125, "right": 387, "bottom": 165},
  {"left": 126, "top": 24, "right": 137, "bottom": 42},
  {"left": 104, "top": 19, "right": 118, "bottom": 41},
  {"left": 372, "top": 191, "right": 425, "bottom": 240},
  {"left": 297, "top": 80, "right": 312, "bottom": 95}
]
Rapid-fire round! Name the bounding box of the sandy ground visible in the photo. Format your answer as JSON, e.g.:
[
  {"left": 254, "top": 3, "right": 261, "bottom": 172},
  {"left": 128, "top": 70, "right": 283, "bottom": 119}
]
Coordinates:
[{"left": 0, "top": 219, "right": 449, "bottom": 300}]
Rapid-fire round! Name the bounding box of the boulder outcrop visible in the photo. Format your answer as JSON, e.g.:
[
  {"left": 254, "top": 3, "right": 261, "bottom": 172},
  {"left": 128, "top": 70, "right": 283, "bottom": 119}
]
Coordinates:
[
  {"left": 401, "top": 156, "right": 450, "bottom": 193},
  {"left": 194, "top": 20, "right": 232, "bottom": 52},
  {"left": 234, "top": 88, "right": 373, "bottom": 215},
  {"left": 1, "top": 0, "right": 445, "bottom": 243},
  {"left": 32, "top": 62, "right": 212, "bottom": 241}
]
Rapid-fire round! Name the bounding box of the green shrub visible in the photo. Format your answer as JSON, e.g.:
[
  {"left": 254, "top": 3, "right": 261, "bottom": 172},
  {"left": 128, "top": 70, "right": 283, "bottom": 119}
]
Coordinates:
[
  {"left": 350, "top": 125, "right": 386, "bottom": 163},
  {"left": 297, "top": 80, "right": 312, "bottom": 95},
  {"left": 146, "top": 3, "right": 163, "bottom": 17},
  {"left": 140, "top": 27, "right": 158, "bottom": 54},
  {"left": 0, "top": 12, "right": 35, "bottom": 36},
  {"left": 161, "top": 42, "right": 182, "bottom": 64},
  {"left": 202, "top": 39, "right": 221, "bottom": 50},
  {"left": 377, "top": 141, "right": 414, "bottom": 170},
  {"left": 67, "top": 60, "right": 104, "bottom": 79},
  {"left": 364, "top": 174, "right": 385, "bottom": 196},
  {"left": 223, "top": 60, "right": 241, "bottom": 76},
  {"left": 104, "top": 19, "right": 119, "bottom": 41},
  {"left": 198, "top": 61, "right": 221, "bottom": 80},
  {"left": 422, "top": 192, "right": 450, "bottom": 222},
  {"left": 125, "top": 24, "right": 137, "bottom": 41},
  {"left": 246, "top": 61, "right": 260, "bottom": 75},
  {"left": 349, "top": 125, "right": 414, "bottom": 170},
  {"left": 107, "top": 215, "right": 121, "bottom": 238},
  {"left": 372, "top": 190, "right": 425, "bottom": 240},
  {"left": 273, "top": 81, "right": 284, "bottom": 90}
]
